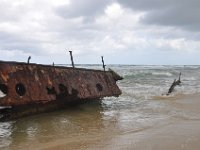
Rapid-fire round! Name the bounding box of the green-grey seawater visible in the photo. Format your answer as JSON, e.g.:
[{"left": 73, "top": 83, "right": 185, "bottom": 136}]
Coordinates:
[{"left": 1, "top": 65, "right": 200, "bottom": 150}]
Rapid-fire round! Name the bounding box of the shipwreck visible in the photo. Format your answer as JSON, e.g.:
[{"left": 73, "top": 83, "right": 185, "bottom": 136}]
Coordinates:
[{"left": 0, "top": 54, "right": 122, "bottom": 120}]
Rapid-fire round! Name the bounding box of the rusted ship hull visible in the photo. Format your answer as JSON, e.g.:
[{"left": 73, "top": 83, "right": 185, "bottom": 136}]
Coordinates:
[{"left": 0, "top": 61, "right": 122, "bottom": 120}]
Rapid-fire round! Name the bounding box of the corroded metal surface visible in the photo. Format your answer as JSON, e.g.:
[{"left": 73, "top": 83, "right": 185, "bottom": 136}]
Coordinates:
[{"left": 0, "top": 61, "right": 122, "bottom": 107}]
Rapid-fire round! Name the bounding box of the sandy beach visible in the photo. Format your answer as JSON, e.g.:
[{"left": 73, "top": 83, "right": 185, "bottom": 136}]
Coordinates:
[
  {"left": 7, "top": 94, "right": 199, "bottom": 150},
  {"left": 1, "top": 65, "right": 200, "bottom": 150}
]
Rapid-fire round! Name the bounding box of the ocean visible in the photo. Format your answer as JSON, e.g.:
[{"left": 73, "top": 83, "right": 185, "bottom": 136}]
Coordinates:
[{"left": 1, "top": 65, "right": 200, "bottom": 150}]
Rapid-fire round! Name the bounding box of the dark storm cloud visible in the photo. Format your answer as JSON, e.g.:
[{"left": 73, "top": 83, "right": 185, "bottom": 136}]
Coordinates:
[
  {"left": 117, "top": 0, "right": 170, "bottom": 10},
  {"left": 117, "top": 0, "right": 200, "bottom": 31}
]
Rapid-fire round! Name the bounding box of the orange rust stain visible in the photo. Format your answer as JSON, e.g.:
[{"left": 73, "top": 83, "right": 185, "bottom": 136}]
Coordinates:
[
  {"left": 47, "top": 78, "right": 52, "bottom": 86},
  {"left": 1, "top": 74, "right": 9, "bottom": 82}
]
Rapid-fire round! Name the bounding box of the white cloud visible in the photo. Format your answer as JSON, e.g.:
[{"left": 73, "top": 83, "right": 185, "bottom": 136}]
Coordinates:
[
  {"left": 0, "top": 0, "right": 200, "bottom": 64},
  {"left": 105, "top": 3, "right": 123, "bottom": 19}
]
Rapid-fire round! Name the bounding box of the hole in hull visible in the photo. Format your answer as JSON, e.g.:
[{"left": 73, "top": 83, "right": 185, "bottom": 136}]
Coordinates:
[
  {"left": 0, "top": 84, "right": 8, "bottom": 98},
  {"left": 16, "top": 83, "right": 26, "bottom": 96},
  {"left": 0, "top": 91, "right": 6, "bottom": 98},
  {"left": 46, "top": 86, "right": 56, "bottom": 95},
  {"left": 96, "top": 83, "right": 103, "bottom": 92}
]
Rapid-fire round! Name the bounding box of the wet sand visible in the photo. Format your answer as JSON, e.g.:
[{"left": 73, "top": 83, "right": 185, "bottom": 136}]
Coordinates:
[
  {"left": 1, "top": 64, "right": 200, "bottom": 150},
  {"left": 114, "top": 94, "right": 200, "bottom": 150},
  {"left": 6, "top": 94, "right": 199, "bottom": 150}
]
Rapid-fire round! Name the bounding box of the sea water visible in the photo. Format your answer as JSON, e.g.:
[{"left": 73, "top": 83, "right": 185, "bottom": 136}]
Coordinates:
[{"left": 1, "top": 65, "right": 200, "bottom": 150}]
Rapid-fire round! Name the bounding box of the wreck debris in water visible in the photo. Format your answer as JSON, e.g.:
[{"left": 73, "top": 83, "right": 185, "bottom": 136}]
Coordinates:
[
  {"left": 0, "top": 60, "right": 122, "bottom": 120},
  {"left": 167, "top": 72, "right": 181, "bottom": 95}
]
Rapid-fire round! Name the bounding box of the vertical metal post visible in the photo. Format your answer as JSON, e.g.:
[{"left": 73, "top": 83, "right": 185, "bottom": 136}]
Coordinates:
[
  {"left": 69, "top": 51, "right": 75, "bottom": 68},
  {"left": 101, "top": 56, "right": 105, "bottom": 71},
  {"left": 27, "top": 56, "right": 31, "bottom": 64}
]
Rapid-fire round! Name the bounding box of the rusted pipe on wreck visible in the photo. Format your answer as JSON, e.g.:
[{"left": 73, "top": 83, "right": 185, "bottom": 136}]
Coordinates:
[
  {"left": 27, "top": 56, "right": 31, "bottom": 64},
  {"left": 101, "top": 56, "right": 106, "bottom": 71},
  {"left": 69, "top": 51, "right": 75, "bottom": 68}
]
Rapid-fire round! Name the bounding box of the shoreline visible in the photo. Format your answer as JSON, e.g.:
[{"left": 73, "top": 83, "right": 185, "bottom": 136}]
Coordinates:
[{"left": 22, "top": 93, "right": 200, "bottom": 150}]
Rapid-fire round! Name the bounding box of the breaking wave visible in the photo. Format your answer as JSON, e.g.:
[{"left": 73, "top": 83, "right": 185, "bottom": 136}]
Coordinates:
[
  {"left": 116, "top": 65, "right": 200, "bottom": 100},
  {"left": 151, "top": 71, "right": 172, "bottom": 77}
]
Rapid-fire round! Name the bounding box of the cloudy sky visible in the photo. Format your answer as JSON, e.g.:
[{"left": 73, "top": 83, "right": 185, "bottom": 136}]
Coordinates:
[{"left": 0, "top": 0, "right": 200, "bottom": 65}]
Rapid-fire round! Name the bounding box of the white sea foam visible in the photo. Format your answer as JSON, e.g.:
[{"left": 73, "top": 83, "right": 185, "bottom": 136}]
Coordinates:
[
  {"left": 1, "top": 65, "right": 200, "bottom": 149},
  {"left": 119, "top": 65, "right": 200, "bottom": 100},
  {"left": 152, "top": 72, "right": 172, "bottom": 77}
]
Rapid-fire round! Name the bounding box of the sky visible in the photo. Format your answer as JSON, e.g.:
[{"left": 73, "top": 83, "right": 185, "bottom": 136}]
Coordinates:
[{"left": 0, "top": 0, "right": 200, "bottom": 65}]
